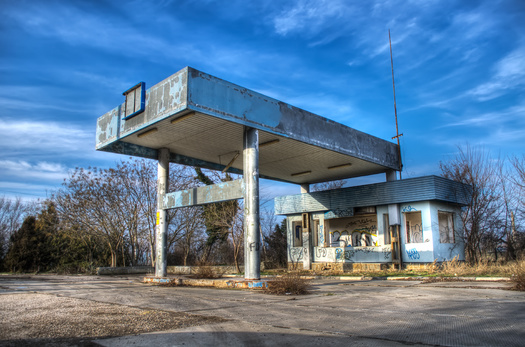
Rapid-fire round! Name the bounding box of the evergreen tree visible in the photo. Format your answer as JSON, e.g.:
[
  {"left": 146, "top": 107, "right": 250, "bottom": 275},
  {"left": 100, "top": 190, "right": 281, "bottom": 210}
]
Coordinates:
[
  {"left": 5, "top": 216, "right": 45, "bottom": 272},
  {"left": 264, "top": 219, "right": 287, "bottom": 268}
]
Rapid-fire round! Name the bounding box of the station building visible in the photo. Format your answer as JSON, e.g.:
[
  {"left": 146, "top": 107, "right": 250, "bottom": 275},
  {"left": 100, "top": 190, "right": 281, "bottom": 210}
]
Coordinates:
[{"left": 275, "top": 175, "right": 470, "bottom": 271}]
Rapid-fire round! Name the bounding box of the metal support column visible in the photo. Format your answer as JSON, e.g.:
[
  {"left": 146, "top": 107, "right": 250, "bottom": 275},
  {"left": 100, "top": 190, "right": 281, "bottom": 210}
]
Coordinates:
[
  {"left": 386, "top": 169, "right": 403, "bottom": 269},
  {"left": 155, "top": 148, "right": 170, "bottom": 277},
  {"left": 243, "top": 127, "right": 260, "bottom": 280}
]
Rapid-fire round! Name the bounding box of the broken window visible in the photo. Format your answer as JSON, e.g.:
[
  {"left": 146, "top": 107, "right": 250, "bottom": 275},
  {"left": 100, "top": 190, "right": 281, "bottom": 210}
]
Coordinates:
[
  {"left": 404, "top": 211, "right": 423, "bottom": 243},
  {"left": 292, "top": 221, "right": 302, "bottom": 247},
  {"left": 327, "top": 215, "right": 378, "bottom": 247},
  {"left": 438, "top": 211, "right": 455, "bottom": 243}
]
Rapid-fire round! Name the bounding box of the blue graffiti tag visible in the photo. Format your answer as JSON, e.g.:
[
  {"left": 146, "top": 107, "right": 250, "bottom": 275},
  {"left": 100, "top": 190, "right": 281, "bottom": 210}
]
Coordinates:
[
  {"left": 406, "top": 248, "right": 420, "bottom": 260},
  {"left": 335, "top": 248, "right": 343, "bottom": 261},
  {"left": 402, "top": 205, "right": 418, "bottom": 212}
]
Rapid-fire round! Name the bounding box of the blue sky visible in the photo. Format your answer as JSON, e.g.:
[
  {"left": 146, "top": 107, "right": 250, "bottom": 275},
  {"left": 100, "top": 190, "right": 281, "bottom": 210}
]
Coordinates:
[{"left": 1, "top": 0, "right": 524, "bottom": 201}]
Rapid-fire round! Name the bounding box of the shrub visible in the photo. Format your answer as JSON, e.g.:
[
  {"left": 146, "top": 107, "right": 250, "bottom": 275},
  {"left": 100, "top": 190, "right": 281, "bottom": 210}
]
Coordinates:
[
  {"left": 189, "top": 265, "right": 224, "bottom": 279},
  {"left": 265, "top": 272, "right": 311, "bottom": 295},
  {"left": 511, "top": 260, "right": 525, "bottom": 291}
]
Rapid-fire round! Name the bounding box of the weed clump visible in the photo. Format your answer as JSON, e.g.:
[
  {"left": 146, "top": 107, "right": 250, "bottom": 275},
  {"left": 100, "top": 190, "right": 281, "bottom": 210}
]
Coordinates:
[
  {"left": 189, "top": 265, "right": 224, "bottom": 279},
  {"left": 511, "top": 260, "right": 525, "bottom": 291},
  {"left": 265, "top": 272, "right": 311, "bottom": 295}
]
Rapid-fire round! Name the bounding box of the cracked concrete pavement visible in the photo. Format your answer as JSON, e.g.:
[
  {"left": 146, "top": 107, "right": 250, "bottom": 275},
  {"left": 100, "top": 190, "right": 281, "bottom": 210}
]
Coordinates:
[{"left": 0, "top": 275, "right": 523, "bottom": 346}]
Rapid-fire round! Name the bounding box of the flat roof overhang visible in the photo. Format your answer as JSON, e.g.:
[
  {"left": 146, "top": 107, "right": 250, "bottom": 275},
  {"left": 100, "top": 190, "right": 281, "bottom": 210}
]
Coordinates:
[{"left": 96, "top": 67, "right": 401, "bottom": 184}]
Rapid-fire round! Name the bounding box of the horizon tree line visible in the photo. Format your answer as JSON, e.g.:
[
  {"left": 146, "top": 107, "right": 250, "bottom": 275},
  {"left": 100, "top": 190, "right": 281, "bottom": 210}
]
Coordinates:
[{"left": 0, "top": 145, "right": 524, "bottom": 272}]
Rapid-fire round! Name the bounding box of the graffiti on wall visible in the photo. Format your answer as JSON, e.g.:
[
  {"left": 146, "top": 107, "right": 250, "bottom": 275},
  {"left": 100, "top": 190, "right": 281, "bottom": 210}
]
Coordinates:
[
  {"left": 290, "top": 247, "right": 304, "bottom": 262},
  {"left": 332, "top": 246, "right": 392, "bottom": 262},
  {"left": 402, "top": 205, "right": 418, "bottom": 212},
  {"left": 319, "top": 225, "right": 324, "bottom": 245},
  {"left": 314, "top": 247, "right": 336, "bottom": 262},
  {"left": 324, "top": 208, "right": 354, "bottom": 219},
  {"left": 381, "top": 247, "right": 392, "bottom": 260},
  {"left": 330, "top": 227, "right": 377, "bottom": 247},
  {"left": 406, "top": 248, "right": 420, "bottom": 260},
  {"left": 335, "top": 248, "right": 343, "bottom": 261},
  {"left": 328, "top": 215, "right": 378, "bottom": 247}
]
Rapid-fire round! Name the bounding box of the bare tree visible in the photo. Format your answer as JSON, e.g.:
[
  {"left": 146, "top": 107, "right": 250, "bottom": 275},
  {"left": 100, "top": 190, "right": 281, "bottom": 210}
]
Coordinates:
[
  {"left": 0, "top": 197, "right": 29, "bottom": 264},
  {"left": 440, "top": 145, "right": 503, "bottom": 263},
  {"left": 510, "top": 155, "right": 525, "bottom": 258},
  {"left": 177, "top": 206, "right": 205, "bottom": 266}
]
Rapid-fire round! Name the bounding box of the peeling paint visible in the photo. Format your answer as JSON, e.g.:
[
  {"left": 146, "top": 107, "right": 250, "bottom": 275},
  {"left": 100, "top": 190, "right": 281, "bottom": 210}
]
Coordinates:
[
  {"left": 162, "top": 179, "right": 244, "bottom": 210},
  {"left": 96, "top": 66, "right": 401, "bottom": 173}
]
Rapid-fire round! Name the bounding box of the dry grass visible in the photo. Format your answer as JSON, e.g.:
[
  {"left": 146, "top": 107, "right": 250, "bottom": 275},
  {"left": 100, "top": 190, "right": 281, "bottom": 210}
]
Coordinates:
[
  {"left": 265, "top": 272, "right": 311, "bottom": 295},
  {"left": 325, "top": 257, "right": 520, "bottom": 279},
  {"left": 189, "top": 265, "right": 224, "bottom": 279},
  {"left": 510, "top": 260, "right": 525, "bottom": 291},
  {"left": 439, "top": 257, "right": 516, "bottom": 277}
]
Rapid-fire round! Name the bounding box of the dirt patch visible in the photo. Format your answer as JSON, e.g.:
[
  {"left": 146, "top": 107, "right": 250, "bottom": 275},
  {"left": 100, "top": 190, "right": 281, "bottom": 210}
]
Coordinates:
[{"left": 0, "top": 292, "right": 226, "bottom": 346}]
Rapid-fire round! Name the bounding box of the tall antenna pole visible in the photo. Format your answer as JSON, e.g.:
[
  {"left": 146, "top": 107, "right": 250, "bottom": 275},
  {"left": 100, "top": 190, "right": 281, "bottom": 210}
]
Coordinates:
[{"left": 389, "top": 29, "right": 403, "bottom": 179}]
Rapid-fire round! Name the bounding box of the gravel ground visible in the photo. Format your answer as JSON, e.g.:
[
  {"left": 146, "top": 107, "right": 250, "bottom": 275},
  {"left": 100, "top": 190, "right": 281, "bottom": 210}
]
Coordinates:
[{"left": 0, "top": 292, "right": 226, "bottom": 346}]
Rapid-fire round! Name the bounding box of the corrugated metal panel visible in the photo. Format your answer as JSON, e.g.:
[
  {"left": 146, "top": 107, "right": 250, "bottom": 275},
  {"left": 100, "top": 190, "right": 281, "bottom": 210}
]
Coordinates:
[{"left": 274, "top": 176, "right": 471, "bottom": 215}]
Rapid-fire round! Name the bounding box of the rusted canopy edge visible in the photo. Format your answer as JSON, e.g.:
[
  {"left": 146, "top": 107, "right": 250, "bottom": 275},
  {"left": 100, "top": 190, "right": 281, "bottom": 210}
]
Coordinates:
[{"left": 161, "top": 179, "right": 244, "bottom": 210}]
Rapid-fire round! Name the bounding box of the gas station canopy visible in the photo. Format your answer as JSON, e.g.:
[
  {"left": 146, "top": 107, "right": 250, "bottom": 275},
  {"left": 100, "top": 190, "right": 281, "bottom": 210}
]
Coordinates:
[{"left": 96, "top": 67, "right": 400, "bottom": 184}]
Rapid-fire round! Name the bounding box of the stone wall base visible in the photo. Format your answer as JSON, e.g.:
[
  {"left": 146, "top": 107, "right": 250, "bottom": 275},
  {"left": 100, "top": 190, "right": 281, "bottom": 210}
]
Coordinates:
[{"left": 288, "top": 262, "right": 392, "bottom": 273}]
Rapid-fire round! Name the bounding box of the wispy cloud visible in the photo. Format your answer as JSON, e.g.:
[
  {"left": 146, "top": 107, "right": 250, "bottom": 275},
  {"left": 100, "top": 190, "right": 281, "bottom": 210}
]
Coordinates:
[
  {"left": 0, "top": 119, "right": 94, "bottom": 159},
  {"left": 0, "top": 160, "right": 68, "bottom": 181},
  {"left": 272, "top": 0, "right": 346, "bottom": 37},
  {"left": 5, "top": 2, "right": 201, "bottom": 64},
  {"left": 467, "top": 44, "right": 525, "bottom": 101},
  {"left": 442, "top": 102, "right": 525, "bottom": 128}
]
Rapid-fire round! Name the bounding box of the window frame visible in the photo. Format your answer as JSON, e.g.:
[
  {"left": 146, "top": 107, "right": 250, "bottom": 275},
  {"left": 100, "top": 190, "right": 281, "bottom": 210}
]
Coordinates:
[
  {"left": 404, "top": 211, "right": 423, "bottom": 244},
  {"left": 438, "top": 211, "right": 455, "bottom": 243},
  {"left": 292, "top": 221, "right": 303, "bottom": 247}
]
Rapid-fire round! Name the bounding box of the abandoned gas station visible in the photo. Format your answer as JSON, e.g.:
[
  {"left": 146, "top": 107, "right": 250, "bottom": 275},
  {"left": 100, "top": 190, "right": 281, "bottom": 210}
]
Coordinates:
[{"left": 96, "top": 67, "right": 469, "bottom": 280}]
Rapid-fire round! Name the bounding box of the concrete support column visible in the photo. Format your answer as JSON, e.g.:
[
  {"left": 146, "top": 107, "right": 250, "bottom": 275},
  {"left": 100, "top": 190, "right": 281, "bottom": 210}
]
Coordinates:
[
  {"left": 302, "top": 213, "right": 312, "bottom": 270},
  {"left": 386, "top": 169, "right": 401, "bottom": 225},
  {"left": 155, "top": 148, "right": 170, "bottom": 277},
  {"left": 243, "top": 127, "right": 260, "bottom": 280},
  {"left": 386, "top": 169, "right": 402, "bottom": 267},
  {"left": 300, "top": 184, "right": 310, "bottom": 194}
]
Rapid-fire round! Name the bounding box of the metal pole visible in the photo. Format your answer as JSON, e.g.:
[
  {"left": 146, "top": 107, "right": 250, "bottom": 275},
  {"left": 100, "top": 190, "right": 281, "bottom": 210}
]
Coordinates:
[
  {"left": 155, "top": 148, "right": 170, "bottom": 277},
  {"left": 389, "top": 29, "right": 403, "bottom": 179},
  {"left": 243, "top": 127, "right": 260, "bottom": 280}
]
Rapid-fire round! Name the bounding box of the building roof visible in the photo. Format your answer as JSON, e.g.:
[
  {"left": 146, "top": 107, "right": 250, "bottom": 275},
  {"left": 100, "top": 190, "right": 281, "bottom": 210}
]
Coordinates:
[{"left": 274, "top": 175, "right": 471, "bottom": 215}]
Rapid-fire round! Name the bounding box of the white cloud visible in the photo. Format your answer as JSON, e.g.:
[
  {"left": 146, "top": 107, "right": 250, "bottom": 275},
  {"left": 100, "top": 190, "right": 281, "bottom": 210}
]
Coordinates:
[
  {"left": 272, "top": 0, "right": 346, "bottom": 36},
  {"left": 5, "top": 2, "right": 201, "bottom": 64},
  {"left": 437, "top": 101, "right": 525, "bottom": 131},
  {"left": 0, "top": 160, "right": 68, "bottom": 181},
  {"left": 467, "top": 45, "right": 525, "bottom": 101},
  {"left": 0, "top": 119, "right": 94, "bottom": 158}
]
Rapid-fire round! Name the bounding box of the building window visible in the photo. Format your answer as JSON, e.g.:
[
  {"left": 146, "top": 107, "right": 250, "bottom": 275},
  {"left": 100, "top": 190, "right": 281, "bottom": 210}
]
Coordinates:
[
  {"left": 313, "top": 220, "right": 319, "bottom": 247},
  {"left": 383, "top": 214, "right": 391, "bottom": 245},
  {"left": 327, "top": 215, "right": 378, "bottom": 247},
  {"left": 292, "top": 221, "right": 302, "bottom": 247},
  {"left": 405, "top": 211, "right": 423, "bottom": 243},
  {"left": 438, "top": 211, "right": 455, "bottom": 243}
]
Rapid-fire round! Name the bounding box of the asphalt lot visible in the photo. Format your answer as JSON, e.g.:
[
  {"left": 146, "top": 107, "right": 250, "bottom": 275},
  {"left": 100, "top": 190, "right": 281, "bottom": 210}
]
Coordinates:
[{"left": 0, "top": 275, "right": 524, "bottom": 346}]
